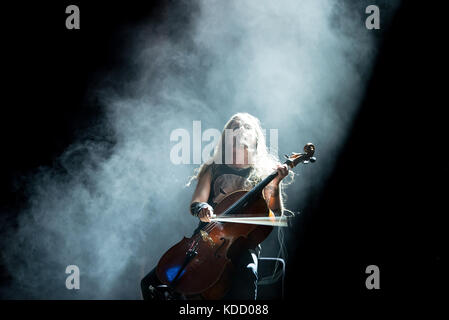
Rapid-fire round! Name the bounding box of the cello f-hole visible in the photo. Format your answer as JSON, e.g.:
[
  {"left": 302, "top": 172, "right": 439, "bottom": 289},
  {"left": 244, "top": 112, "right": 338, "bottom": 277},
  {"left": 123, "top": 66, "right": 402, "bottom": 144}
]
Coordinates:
[{"left": 214, "top": 237, "right": 227, "bottom": 258}]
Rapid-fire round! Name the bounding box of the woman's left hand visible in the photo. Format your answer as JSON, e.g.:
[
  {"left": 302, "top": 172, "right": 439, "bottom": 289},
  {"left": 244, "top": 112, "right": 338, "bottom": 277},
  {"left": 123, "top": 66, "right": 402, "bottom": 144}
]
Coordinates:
[{"left": 273, "top": 163, "right": 289, "bottom": 184}]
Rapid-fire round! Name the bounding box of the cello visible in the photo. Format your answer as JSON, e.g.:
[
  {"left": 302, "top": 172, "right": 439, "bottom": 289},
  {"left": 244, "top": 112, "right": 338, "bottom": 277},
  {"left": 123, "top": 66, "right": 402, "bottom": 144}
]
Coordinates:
[{"left": 155, "top": 143, "right": 316, "bottom": 299}]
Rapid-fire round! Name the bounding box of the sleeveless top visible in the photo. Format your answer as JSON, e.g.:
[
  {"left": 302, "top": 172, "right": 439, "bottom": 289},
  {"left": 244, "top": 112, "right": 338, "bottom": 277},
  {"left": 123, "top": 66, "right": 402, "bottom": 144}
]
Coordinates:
[
  {"left": 207, "top": 163, "right": 253, "bottom": 208},
  {"left": 192, "top": 163, "right": 254, "bottom": 235}
]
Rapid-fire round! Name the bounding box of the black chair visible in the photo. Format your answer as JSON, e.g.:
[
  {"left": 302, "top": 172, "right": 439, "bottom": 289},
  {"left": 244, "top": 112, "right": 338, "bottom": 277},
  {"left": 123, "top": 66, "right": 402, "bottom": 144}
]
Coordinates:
[{"left": 256, "top": 257, "right": 286, "bottom": 300}]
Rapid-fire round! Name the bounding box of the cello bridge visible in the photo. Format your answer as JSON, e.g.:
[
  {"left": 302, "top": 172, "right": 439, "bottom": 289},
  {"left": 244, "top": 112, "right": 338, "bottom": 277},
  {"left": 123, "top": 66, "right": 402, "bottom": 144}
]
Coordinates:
[{"left": 200, "top": 230, "right": 215, "bottom": 247}]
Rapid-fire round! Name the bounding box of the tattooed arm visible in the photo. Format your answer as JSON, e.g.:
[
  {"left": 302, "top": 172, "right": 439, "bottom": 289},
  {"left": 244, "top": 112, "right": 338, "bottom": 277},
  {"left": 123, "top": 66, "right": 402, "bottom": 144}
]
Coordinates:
[
  {"left": 263, "top": 164, "right": 289, "bottom": 215},
  {"left": 263, "top": 182, "right": 283, "bottom": 214}
]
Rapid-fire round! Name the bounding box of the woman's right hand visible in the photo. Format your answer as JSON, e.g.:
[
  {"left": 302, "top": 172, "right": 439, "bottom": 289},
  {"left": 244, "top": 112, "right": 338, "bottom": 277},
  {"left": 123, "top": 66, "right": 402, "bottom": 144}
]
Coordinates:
[{"left": 198, "top": 206, "right": 215, "bottom": 223}]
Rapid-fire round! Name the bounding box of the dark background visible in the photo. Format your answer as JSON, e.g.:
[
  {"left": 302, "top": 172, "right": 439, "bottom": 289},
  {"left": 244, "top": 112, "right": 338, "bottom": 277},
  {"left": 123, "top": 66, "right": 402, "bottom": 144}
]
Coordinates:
[{"left": 0, "top": 0, "right": 446, "bottom": 307}]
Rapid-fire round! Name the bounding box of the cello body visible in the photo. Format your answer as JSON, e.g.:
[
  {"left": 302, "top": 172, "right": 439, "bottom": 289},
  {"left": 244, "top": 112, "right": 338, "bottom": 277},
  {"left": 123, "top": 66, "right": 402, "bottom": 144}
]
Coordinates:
[{"left": 156, "top": 190, "right": 273, "bottom": 299}]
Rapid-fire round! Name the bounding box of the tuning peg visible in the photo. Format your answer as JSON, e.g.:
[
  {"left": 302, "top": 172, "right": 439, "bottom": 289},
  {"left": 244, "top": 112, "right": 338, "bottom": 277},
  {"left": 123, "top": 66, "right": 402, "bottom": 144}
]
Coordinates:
[
  {"left": 309, "top": 157, "right": 316, "bottom": 163},
  {"left": 284, "top": 154, "right": 289, "bottom": 159}
]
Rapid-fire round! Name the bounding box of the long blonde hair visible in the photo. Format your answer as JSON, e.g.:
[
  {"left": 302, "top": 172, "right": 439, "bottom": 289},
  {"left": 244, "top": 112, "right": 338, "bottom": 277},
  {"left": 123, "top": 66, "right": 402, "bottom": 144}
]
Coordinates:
[{"left": 186, "top": 112, "right": 295, "bottom": 214}]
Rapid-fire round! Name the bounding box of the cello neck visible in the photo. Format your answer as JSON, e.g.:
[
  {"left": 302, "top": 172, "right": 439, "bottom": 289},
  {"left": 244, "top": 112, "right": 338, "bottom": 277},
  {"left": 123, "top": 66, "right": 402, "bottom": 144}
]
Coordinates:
[{"left": 220, "top": 144, "right": 316, "bottom": 217}]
